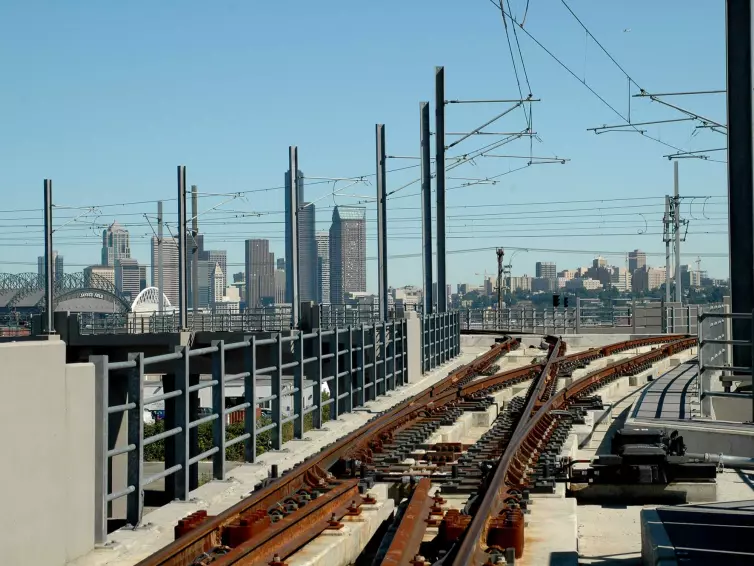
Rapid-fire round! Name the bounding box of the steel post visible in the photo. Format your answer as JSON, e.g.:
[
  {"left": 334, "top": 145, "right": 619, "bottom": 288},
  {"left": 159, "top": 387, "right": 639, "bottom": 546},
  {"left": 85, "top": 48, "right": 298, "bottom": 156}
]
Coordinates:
[
  {"left": 92, "top": 355, "right": 109, "bottom": 544},
  {"left": 665, "top": 195, "right": 672, "bottom": 304},
  {"left": 177, "top": 166, "right": 188, "bottom": 329},
  {"left": 674, "top": 162, "right": 682, "bottom": 303},
  {"left": 329, "top": 327, "right": 340, "bottom": 419},
  {"left": 171, "top": 347, "right": 190, "bottom": 500},
  {"left": 727, "top": 0, "right": 754, "bottom": 368},
  {"left": 43, "top": 179, "right": 54, "bottom": 333},
  {"left": 289, "top": 147, "right": 300, "bottom": 328},
  {"left": 313, "top": 329, "right": 323, "bottom": 429},
  {"left": 420, "top": 102, "right": 433, "bottom": 314},
  {"left": 157, "top": 201, "right": 164, "bottom": 314},
  {"left": 293, "top": 332, "right": 304, "bottom": 438},
  {"left": 376, "top": 124, "right": 389, "bottom": 321},
  {"left": 191, "top": 185, "right": 199, "bottom": 316},
  {"left": 435, "top": 67, "right": 447, "bottom": 312},
  {"left": 211, "top": 341, "right": 226, "bottom": 479},
  {"left": 244, "top": 336, "right": 257, "bottom": 462},
  {"left": 272, "top": 334, "right": 283, "bottom": 450},
  {"left": 126, "top": 353, "right": 144, "bottom": 528}
]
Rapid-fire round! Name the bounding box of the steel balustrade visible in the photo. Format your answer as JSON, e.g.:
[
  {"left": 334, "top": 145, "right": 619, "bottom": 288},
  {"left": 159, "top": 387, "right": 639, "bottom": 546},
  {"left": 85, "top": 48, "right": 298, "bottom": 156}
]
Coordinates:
[{"left": 90, "top": 313, "right": 459, "bottom": 543}]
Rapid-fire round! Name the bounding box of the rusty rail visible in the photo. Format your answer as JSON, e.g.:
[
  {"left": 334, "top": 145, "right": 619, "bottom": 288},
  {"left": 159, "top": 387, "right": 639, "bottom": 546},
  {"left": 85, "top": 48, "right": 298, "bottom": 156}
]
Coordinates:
[
  {"left": 450, "top": 336, "right": 696, "bottom": 564},
  {"left": 138, "top": 335, "right": 689, "bottom": 566},
  {"left": 381, "top": 478, "right": 435, "bottom": 566},
  {"left": 136, "top": 338, "right": 518, "bottom": 566}
]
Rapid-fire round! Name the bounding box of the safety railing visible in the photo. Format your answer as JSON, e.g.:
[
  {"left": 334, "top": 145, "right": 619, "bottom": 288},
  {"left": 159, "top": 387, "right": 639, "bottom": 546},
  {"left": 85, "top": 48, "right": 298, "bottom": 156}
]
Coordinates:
[
  {"left": 697, "top": 305, "right": 753, "bottom": 417},
  {"left": 421, "top": 312, "right": 461, "bottom": 373},
  {"left": 665, "top": 304, "right": 701, "bottom": 335},
  {"left": 90, "top": 319, "right": 410, "bottom": 543},
  {"left": 460, "top": 307, "right": 577, "bottom": 334}
]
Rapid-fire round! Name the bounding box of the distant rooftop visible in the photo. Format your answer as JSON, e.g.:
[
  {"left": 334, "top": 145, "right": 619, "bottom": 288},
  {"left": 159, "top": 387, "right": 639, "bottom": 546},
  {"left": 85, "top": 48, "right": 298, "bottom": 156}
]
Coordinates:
[{"left": 334, "top": 206, "right": 366, "bottom": 221}]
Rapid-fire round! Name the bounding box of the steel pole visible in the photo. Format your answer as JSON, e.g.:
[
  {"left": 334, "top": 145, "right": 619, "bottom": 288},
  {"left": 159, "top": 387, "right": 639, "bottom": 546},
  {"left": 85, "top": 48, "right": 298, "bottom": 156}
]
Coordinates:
[
  {"left": 674, "top": 162, "right": 682, "bottom": 303},
  {"left": 665, "top": 196, "right": 671, "bottom": 304},
  {"left": 726, "top": 0, "right": 754, "bottom": 368},
  {"left": 420, "top": 102, "right": 433, "bottom": 314},
  {"left": 157, "top": 200, "right": 164, "bottom": 315},
  {"left": 435, "top": 66, "right": 447, "bottom": 312},
  {"left": 43, "top": 179, "right": 54, "bottom": 334},
  {"left": 177, "top": 166, "right": 188, "bottom": 330},
  {"left": 191, "top": 185, "right": 199, "bottom": 315},
  {"left": 289, "top": 146, "right": 300, "bottom": 327},
  {"left": 376, "top": 124, "right": 389, "bottom": 321}
]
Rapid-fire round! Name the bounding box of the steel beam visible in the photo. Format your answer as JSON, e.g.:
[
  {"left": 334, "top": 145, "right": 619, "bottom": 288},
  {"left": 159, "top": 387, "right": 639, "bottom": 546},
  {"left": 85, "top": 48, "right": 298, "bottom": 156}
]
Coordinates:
[
  {"left": 376, "top": 124, "right": 388, "bottom": 321},
  {"left": 177, "top": 166, "right": 188, "bottom": 330},
  {"left": 191, "top": 185, "right": 199, "bottom": 316},
  {"left": 436, "top": 66, "right": 447, "bottom": 312},
  {"left": 726, "top": 0, "right": 754, "bottom": 368},
  {"left": 420, "top": 102, "right": 433, "bottom": 314},
  {"left": 289, "top": 146, "right": 300, "bottom": 327},
  {"left": 157, "top": 201, "right": 164, "bottom": 314},
  {"left": 43, "top": 179, "right": 54, "bottom": 333},
  {"left": 674, "top": 162, "right": 682, "bottom": 303}
]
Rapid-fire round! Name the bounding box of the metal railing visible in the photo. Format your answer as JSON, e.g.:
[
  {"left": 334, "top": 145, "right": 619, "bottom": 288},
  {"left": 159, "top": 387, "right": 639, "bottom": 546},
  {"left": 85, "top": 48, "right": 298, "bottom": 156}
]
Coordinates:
[
  {"left": 79, "top": 304, "right": 425, "bottom": 335},
  {"left": 421, "top": 312, "right": 461, "bottom": 372},
  {"left": 91, "top": 319, "right": 411, "bottom": 543},
  {"left": 461, "top": 307, "right": 578, "bottom": 334},
  {"left": 697, "top": 305, "right": 753, "bottom": 418}
]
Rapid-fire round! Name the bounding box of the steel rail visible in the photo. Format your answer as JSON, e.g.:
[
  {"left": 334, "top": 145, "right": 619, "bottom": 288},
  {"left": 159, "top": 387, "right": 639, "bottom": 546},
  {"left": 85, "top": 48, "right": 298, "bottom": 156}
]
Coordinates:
[
  {"left": 211, "top": 480, "right": 361, "bottom": 566},
  {"left": 139, "top": 335, "right": 689, "bottom": 566},
  {"left": 450, "top": 336, "right": 696, "bottom": 564},
  {"left": 381, "top": 478, "right": 435, "bottom": 566},
  {"left": 136, "top": 338, "right": 519, "bottom": 566}
]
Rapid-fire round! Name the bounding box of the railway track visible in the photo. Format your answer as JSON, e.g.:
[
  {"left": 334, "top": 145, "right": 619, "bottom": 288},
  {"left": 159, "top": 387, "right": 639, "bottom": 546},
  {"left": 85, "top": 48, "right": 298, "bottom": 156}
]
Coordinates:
[{"left": 137, "top": 334, "right": 693, "bottom": 566}]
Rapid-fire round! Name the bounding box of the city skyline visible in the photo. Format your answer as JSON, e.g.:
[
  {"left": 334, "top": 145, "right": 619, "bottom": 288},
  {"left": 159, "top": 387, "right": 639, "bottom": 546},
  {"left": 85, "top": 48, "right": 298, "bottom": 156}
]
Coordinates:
[{"left": 0, "top": 2, "right": 731, "bottom": 290}]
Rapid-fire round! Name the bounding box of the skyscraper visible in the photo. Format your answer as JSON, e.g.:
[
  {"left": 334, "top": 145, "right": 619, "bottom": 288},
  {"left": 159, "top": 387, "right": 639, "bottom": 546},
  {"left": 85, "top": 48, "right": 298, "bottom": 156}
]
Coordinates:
[
  {"left": 285, "top": 168, "right": 305, "bottom": 303},
  {"left": 274, "top": 268, "right": 286, "bottom": 304},
  {"left": 150, "top": 236, "right": 180, "bottom": 307},
  {"left": 210, "top": 263, "right": 225, "bottom": 307},
  {"left": 628, "top": 249, "right": 646, "bottom": 273},
  {"left": 37, "top": 251, "right": 64, "bottom": 281},
  {"left": 535, "top": 262, "right": 556, "bottom": 279},
  {"left": 115, "top": 258, "right": 142, "bottom": 303},
  {"left": 329, "top": 206, "right": 366, "bottom": 304},
  {"left": 206, "top": 250, "right": 227, "bottom": 284},
  {"left": 298, "top": 202, "right": 317, "bottom": 302},
  {"left": 316, "top": 232, "right": 330, "bottom": 304},
  {"left": 245, "top": 239, "right": 275, "bottom": 308},
  {"left": 102, "top": 222, "right": 130, "bottom": 266},
  {"left": 277, "top": 258, "right": 285, "bottom": 271}
]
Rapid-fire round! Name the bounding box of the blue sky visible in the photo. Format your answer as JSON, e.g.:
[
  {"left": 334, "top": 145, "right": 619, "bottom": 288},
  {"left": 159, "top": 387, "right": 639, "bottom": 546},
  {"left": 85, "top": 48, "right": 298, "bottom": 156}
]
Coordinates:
[{"left": 0, "top": 0, "right": 729, "bottom": 290}]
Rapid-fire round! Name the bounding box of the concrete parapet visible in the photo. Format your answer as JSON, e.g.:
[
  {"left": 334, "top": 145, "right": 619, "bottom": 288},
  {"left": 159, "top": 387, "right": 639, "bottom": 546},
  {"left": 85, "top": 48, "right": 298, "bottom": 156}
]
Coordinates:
[{"left": 0, "top": 339, "right": 96, "bottom": 566}]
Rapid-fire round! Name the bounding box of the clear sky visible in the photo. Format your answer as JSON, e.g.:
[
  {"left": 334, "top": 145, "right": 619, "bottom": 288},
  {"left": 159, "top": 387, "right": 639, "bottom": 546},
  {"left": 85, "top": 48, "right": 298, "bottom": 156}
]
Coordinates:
[{"left": 0, "top": 0, "right": 730, "bottom": 291}]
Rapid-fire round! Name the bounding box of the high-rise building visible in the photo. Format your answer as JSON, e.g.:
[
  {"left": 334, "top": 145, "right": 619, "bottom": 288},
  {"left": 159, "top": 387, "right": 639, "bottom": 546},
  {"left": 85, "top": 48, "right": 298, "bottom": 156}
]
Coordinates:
[
  {"left": 150, "top": 236, "right": 180, "bottom": 307},
  {"left": 84, "top": 265, "right": 115, "bottom": 288},
  {"left": 233, "top": 272, "right": 245, "bottom": 283},
  {"left": 37, "top": 251, "right": 64, "bottom": 281},
  {"left": 245, "top": 239, "right": 275, "bottom": 308},
  {"left": 274, "top": 269, "right": 286, "bottom": 304},
  {"left": 316, "top": 232, "right": 330, "bottom": 304},
  {"left": 628, "top": 250, "right": 646, "bottom": 273},
  {"left": 298, "top": 202, "right": 317, "bottom": 302},
  {"left": 277, "top": 258, "right": 285, "bottom": 271},
  {"left": 610, "top": 267, "right": 632, "bottom": 292},
  {"left": 285, "top": 168, "right": 305, "bottom": 303},
  {"left": 206, "top": 250, "right": 227, "bottom": 284},
  {"left": 210, "top": 263, "right": 225, "bottom": 307},
  {"left": 535, "top": 261, "right": 556, "bottom": 279},
  {"left": 115, "top": 258, "right": 142, "bottom": 303},
  {"left": 593, "top": 256, "right": 607, "bottom": 269},
  {"left": 329, "top": 206, "right": 366, "bottom": 304},
  {"left": 102, "top": 222, "right": 130, "bottom": 266}
]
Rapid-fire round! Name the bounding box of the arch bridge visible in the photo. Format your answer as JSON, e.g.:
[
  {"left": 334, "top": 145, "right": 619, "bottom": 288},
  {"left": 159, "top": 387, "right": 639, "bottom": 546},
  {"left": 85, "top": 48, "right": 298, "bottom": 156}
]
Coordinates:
[{"left": 0, "top": 272, "right": 131, "bottom": 314}]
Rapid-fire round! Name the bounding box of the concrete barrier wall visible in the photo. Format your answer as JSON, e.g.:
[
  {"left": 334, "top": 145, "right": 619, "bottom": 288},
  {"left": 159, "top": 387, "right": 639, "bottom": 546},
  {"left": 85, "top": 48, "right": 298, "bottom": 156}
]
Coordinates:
[{"left": 0, "top": 338, "right": 95, "bottom": 566}]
